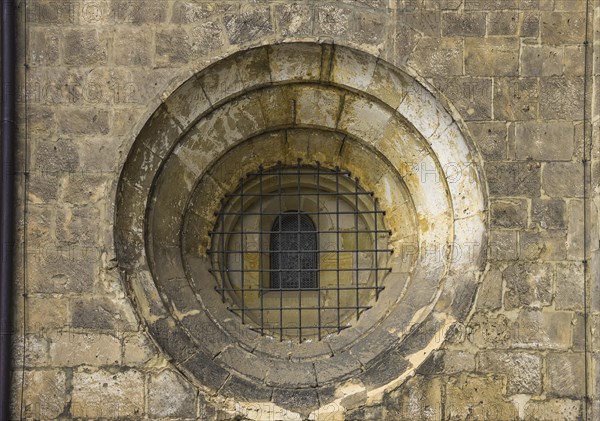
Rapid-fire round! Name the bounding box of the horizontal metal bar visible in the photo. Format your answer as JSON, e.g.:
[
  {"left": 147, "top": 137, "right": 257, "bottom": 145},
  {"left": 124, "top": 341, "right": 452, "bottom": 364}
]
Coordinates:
[
  {"left": 209, "top": 229, "right": 392, "bottom": 235},
  {"left": 245, "top": 170, "right": 352, "bottom": 177},
  {"left": 214, "top": 210, "right": 386, "bottom": 216},
  {"left": 249, "top": 325, "right": 351, "bottom": 331},
  {"left": 208, "top": 248, "right": 393, "bottom": 254},
  {"left": 215, "top": 286, "right": 385, "bottom": 292},
  {"left": 210, "top": 267, "right": 392, "bottom": 273},
  {"left": 225, "top": 191, "right": 374, "bottom": 198},
  {"left": 229, "top": 306, "right": 372, "bottom": 311}
]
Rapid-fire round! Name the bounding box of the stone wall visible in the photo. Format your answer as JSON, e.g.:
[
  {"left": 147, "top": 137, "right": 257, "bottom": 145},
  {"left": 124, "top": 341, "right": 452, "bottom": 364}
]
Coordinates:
[{"left": 11, "top": 0, "right": 600, "bottom": 420}]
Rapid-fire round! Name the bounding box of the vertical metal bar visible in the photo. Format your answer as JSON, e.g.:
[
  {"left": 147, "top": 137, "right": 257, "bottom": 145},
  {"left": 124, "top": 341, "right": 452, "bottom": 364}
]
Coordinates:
[
  {"left": 218, "top": 199, "right": 226, "bottom": 303},
  {"left": 316, "top": 162, "right": 321, "bottom": 340},
  {"left": 354, "top": 177, "right": 360, "bottom": 320},
  {"left": 240, "top": 178, "right": 245, "bottom": 324},
  {"left": 278, "top": 161, "right": 283, "bottom": 341},
  {"left": 374, "top": 198, "right": 379, "bottom": 300},
  {"left": 335, "top": 167, "right": 341, "bottom": 333},
  {"left": 259, "top": 166, "right": 264, "bottom": 335},
  {"left": 297, "top": 158, "right": 302, "bottom": 342}
]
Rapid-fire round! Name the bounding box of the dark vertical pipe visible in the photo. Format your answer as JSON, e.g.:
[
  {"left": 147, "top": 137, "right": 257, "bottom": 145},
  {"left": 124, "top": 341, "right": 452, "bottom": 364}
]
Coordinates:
[{"left": 1, "top": 0, "right": 16, "bottom": 419}]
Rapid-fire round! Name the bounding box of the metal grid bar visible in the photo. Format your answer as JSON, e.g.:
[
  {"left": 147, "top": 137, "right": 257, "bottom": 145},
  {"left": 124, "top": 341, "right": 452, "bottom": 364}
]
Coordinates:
[{"left": 210, "top": 161, "right": 391, "bottom": 343}]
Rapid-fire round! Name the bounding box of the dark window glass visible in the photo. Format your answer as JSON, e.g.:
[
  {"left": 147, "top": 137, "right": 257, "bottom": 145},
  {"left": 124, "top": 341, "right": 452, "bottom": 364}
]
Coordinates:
[{"left": 270, "top": 213, "right": 318, "bottom": 289}]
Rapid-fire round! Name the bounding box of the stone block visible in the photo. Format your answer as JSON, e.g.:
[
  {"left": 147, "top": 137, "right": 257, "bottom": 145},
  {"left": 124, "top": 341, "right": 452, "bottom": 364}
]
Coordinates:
[
  {"left": 478, "top": 351, "right": 542, "bottom": 394},
  {"left": 542, "top": 162, "right": 584, "bottom": 198},
  {"left": 555, "top": 263, "right": 585, "bottom": 311},
  {"left": 566, "top": 199, "right": 584, "bottom": 260},
  {"left": 275, "top": 4, "right": 313, "bottom": 37},
  {"left": 224, "top": 7, "right": 273, "bottom": 44},
  {"left": 465, "top": 38, "right": 519, "bottom": 76},
  {"left": 503, "top": 262, "right": 553, "bottom": 309},
  {"left": 19, "top": 370, "right": 67, "bottom": 420},
  {"left": 541, "top": 12, "right": 586, "bottom": 44},
  {"left": 148, "top": 370, "right": 197, "bottom": 419},
  {"left": 531, "top": 199, "right": 566, "bottom": 229},
  {"left": 513, "top": 309, "right": 572, "bottom": 350},
  {"left": 520, "top": 44, "right": 564, "bottom": 77},
  {"left": 111, "top": 0, "right": 167, "bottom": 23},
  {"left": 56, "top": 206, "right": 102, "bottom": 246},
  {"left": 476, "top": 267, "right": 503, "bottom": 310},
  {"left": 28, "top": 246, "right": 97, "bottom": 294},
  {"left": 486, "top": 162, "right": 541, "bottom": 197},
  {"left": 57, "top": 108, "right": 110, "bottom": 135},
  {"left": 29, "top": 27, "right": 60, "bottom": 66},
  {"left": 113, "top": 27, "right": 153, "bottom": 66},
  {"left": 63, "top": 29, "right": 108, "bottom": 66},
  {"left": 445, "top": 374, "right": 518, "bottom": 420},
  {"left": 524, "top": 399, "right": 582, "bottom": 421},
  {"left": 539, "top": 77, "right": 584, "bottom": 120},
  {"left": 519, "top": 229, "right": 567, "bottom": 261},
  {"left": 155, "top": 28, "right": 192, "bottom": 66},
  {"left": 350, "top": 11, "right": 386, "bottom": 46},
  {"left": 442, "top": 12, "right": 486, "bottom": 37},
  {"left": 515, "top": 121, "right": 574, "bottom": 161},
  {"left": 547, "top": 353, "right": 586, "bottom": 398},
  {"left": 494, "top": 78, "right": 538, "bottom": 121},
  {"left": 435, "top": 77, "right": 492, "bottom": 120},
  {"left": 491, "top": 198, "right": 528, "bottom": 228},
  {"left": 49, "top": 332, "right": 121, "bottom": 366},
  {"left": 488, "top": 11, "right": 519, "bottom": 36},
  {"left": 408, "top": 37, "right": 463, "bottom": 77},
  {"left": 489, "top": 229, "right": 518, "bottom": 261},
  {"left": 315, "top": 4, "right": 352, "bottom": 36},
  {"left": 467, "top": 122, "right": 507, "bottom": 160},
  {"left": 399, "top": 11, "right": 441, "bottom": 38},
  {"left": 71, "top": 369, "right": 144, "bottom": 418}
]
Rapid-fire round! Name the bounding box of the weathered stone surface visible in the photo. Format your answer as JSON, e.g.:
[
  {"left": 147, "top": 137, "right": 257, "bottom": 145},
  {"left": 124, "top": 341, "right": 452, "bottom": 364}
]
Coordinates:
[
  {"left": 408, "top": 38, "right": 463, "bottom": 77},
  {"left": 519, "top": 230, "right": 567, "bottom": 261},
  {"left": 547, "top": 353, "right": 586, "bottom": 398},
  {"left": 541, "top": 12, "right": 586, "bottom": 44},
  {"left": 516, "top": 121, "right": 574, "bottom": 161},
  {"left": 524, "top": 399, "right": 582, "bottom": 421},
  {"left": 491, "top": 198, "right": 528, "bottom": 228},
  {"left": 486, "top": 162, "right": 541, "bottom": 197},
  {"left": 275, "top": 3, "right": 313, "bottom": 37},
  {"left": 442, "top": 12, "right": 486, "bottom": 37},
  {"left": 49, "top": 332, "right": 121, "bottom": 366},
  {"left": 445, "top": 375, "right": 518, "bottom": 420},
  {"left": 315, "top": 4, "right": 352, "bottom": 36},
  {"left": 503, "top": 262, "right": 553, "bottom": 309},
  {"left": 148, "top": 370, "right": 197, "bottom": 419},
  {"left": 113, "top": 27, "right": 153, "bottom": 66},
  {"left": 468, "top": 121, "right": 507, "bottom": 160},
  {"left": 465, "top": 38, "right": 519, "bottom": 76},
  {"left": 542, "top": 162, "right": 585, "bottom": 198},
  {"left": 478, "top": 351, "right": 542, "bottom": 394},
  {"left": 489, "top": 229, "right": 518, "bottom": 261},
  {"left": 72, "top": 369, "right": 144, "bottom": 418},
  {"left": 555, "top": 263, "right": 585, "bottom": 311},
  {"left": 18, "top": 370, "right": 67, "bottom": 419},
  {"left": 539, "top": 77, "right": 584, "bottom": 120},
  {"left": 224, "top": 7, "right": 273, "bottom": 44},
  {"left": 495, "top": 78, "right": 538, "bottom": 121},
  {"left": 520, "top": 43, "right": 564, "bottom": 77},
  {"left": 531, "top": 199, "right": 566, "bottom": 229},
  {"left": 63, "top": 29, "right": 108, "bottom": 66},
  {"left": 513, "top": 309, "right": 572, "bottom": 350}
]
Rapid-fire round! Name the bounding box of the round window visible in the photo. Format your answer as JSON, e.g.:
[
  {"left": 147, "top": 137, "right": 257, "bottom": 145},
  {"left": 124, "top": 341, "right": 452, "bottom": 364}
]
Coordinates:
[{"left": 209, "top": 160, "right": 391, "bottom": 342}]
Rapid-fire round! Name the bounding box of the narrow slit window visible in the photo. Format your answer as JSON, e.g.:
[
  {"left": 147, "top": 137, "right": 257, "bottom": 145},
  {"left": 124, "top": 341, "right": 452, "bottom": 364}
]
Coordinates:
[{"left": 270, "top": 213, "right": 318, "bottom": 289}]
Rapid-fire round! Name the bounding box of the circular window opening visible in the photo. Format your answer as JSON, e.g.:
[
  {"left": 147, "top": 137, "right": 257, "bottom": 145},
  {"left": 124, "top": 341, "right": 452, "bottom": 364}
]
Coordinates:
[{"left": 209, "top": 160, "right": 392, "bottom": 342}]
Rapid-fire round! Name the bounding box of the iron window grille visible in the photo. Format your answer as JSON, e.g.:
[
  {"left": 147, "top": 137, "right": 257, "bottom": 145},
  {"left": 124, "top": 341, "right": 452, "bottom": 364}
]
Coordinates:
[{"left": 209, "top": 160, "right": 392, "bottom": 342}]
